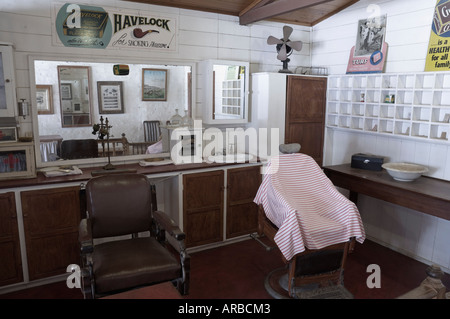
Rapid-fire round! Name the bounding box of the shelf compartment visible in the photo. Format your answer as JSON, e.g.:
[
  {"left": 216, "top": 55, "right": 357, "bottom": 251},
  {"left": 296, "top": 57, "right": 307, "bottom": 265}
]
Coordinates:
[
  {"left": 379, "top": 119, "right": 394, "bottom": 134},
  {"left": 327, "top": 89, "right": 340, "bottom": 102},
  {"left": 352, "top": 76, "right": 367, "bottom": 88},
  {"left": 352, "top": 89, "right": 366, "bottom": 102},
  {"left": 327, "top": 101, "right": 339, "bottom": 114},
  {"left": 365, "top": 104, "right": 379, "bottom": 117},
  {"left": 414, "top": 90, "right": 433, "bottom": 105},
  {"left": 352, "top": 103, "right": 365, "bottom": 116},
  {"left": 430, "top": 124, "right": 449, "bottom": 141},
  {"left": 339, "top": 89, "right": 352, "bottom": 102},
  {"left": 433, "top": 90, "right": 450, "bottom": 106},
  {"left": 397, "top": 74, "right": 415, "bottom": 89},
  {"left": 338, "top": 116, "right": 351, "bottom": 128},
  {"left": 365, "top": 89, "right": 381, "bottom": 103},
  {"left": 327, "top": 114, "right": 339, "bottom": 127},
  {"left": 339, "top": 102, "right": 351, "bottom": 115},
  {"left": 395, "top": 106, "right": 412, "bottom": 120},
  {"left": 411, "top": 122, "right": 430, "bottom": 139},
  {"left": 380, "top": 104, "right": 395, "bottom": 119},
  {"left": 412, "top": 106, "right": 431, "bottom": 122},
  {"left": 364, "top": 118, "right": 379, "bottom": 132},
  {"left": 395, "top": 90, "right": 413, "bottom": 105},
  {"left": 382, "top": 74, "right": 397, "bottom": 88},
  {"left": 394, "top": 121, "right": 411, "bottom": 136},
  {"left": 435, "top": 73, "right": 450, "bottom": 89},
  {"left": 351, "top": 117, "right": 364, "bottom": 130},
  {"left": 415, "top": 74, "right": 435, "bottom": 89},
  {"left": 328, "top": 77, "right": 340, "bottom": 89},
  {"left": 431, "top": 108, "right": 450, "bottom": 123},
  {"left": 366, "top": 75, "right": 382, "bottom": 88}
]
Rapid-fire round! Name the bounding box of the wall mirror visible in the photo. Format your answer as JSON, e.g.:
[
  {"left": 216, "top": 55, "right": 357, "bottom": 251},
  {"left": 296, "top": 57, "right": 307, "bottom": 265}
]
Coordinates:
[
  {"left": 58, "top": 65, "right": 92, "bottom": 127},
  {"left": 200, "top": 60, "right": 249, "bottom": 125},
  {"left": 31, "top": 57, "right": 194, "bottom": 168}
]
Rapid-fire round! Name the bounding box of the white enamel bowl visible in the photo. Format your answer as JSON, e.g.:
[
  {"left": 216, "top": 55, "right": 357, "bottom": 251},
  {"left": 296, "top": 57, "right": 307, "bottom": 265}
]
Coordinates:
[{"left": 382, "top": 162, "right": 428, "bottom": 182}]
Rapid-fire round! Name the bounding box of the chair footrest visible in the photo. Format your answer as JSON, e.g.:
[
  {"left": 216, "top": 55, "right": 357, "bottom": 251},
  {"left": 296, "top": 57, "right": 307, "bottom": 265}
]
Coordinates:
[{"left": 294, "top": 285, "right": 354, "bottom": 299}]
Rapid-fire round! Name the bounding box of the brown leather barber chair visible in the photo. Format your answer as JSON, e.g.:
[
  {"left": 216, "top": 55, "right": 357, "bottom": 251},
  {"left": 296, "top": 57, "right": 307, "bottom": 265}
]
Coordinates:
[{"left": 78, "top": 173, "right": 189, "bottom": 298}]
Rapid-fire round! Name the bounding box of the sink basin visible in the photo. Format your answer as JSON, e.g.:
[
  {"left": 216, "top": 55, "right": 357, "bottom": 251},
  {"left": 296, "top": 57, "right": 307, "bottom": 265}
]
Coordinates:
[{"left": 207, "top": 153, "right": 254, "bottom": 163}]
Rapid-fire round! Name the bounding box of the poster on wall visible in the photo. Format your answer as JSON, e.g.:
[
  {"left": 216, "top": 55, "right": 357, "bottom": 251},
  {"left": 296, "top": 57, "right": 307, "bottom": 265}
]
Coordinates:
[
  {"left": 346, "top": 15, "right": 388, "bottom": 74},
  {"left": 425, "top": 0, "right": 450, "bottom": 71},
  {"left": 53, "top": 3, "right": 177, "bottom": 52},
  {"left": 108, "top": 10, "right": 177, "bottom": 52},
  {"left": 55, "top": 3, "right": 113, "bottom": 49}
]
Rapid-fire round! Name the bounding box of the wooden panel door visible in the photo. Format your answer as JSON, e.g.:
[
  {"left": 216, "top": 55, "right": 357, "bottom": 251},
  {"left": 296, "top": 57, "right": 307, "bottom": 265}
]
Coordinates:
[
  {"left": 285, "top": 76, "right": 327, "bottom": 166},
  {"left": 183, "top": 170, "right": 224, "bottom": 248},
  {"left": 0, "top": 192, "right": 23, "bottom": 287},
  {"left": 226, "top": 166, "right": 261, "bottom": 239},
  {"left": 21, "top": 186, "right": 81, "bottom": 281}
]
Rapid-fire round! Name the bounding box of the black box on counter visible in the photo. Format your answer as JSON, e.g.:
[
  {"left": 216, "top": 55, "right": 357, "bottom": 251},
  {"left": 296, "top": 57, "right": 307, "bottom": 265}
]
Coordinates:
[{"left": 351, "top": 153, "right": 384, "bottom": 171}]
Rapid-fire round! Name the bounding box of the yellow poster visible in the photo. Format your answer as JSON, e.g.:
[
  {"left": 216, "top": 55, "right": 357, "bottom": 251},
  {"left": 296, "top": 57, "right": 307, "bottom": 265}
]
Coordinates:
[{"left": 425, "top": 0, "right": 450, "bottom": 71}]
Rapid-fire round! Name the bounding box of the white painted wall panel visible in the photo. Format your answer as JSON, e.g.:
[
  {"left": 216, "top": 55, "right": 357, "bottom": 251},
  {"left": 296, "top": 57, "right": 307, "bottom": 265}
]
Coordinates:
[{"left": 315, "top": 0, "right": 450, "bottom": 272}]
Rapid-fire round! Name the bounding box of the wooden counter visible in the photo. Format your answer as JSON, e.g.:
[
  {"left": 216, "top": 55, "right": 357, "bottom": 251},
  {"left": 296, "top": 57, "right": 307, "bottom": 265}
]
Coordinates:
[
  {"left": 323, "top": 164, "right": 450, "bottom": 221},
  {"left": 0, "top": 160, "right": 256, "bottom": 190}
]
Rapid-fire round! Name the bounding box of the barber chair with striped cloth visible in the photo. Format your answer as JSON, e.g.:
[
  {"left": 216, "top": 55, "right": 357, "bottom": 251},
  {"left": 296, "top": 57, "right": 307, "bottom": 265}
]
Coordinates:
[{"left": 254, "top": 151, "right": 365, "bottom": 299}]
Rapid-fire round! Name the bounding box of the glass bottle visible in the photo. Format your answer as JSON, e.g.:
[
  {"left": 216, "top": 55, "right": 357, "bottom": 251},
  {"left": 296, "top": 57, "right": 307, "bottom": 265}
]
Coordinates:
[
  {"left": 170, "top": 109, "right": 182, "bottom": 126},
  {"left": 181, "top": 109, "right": 193, "bottom": 127}
]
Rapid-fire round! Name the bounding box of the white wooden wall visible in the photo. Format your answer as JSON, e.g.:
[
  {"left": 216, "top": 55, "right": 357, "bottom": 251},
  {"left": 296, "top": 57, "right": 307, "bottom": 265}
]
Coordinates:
[
  {"left": 0, "top": 0, "right": 311, "bottom": 135},
  {"left": 313, "top": 0, "right": 450, "bottom": 272}
]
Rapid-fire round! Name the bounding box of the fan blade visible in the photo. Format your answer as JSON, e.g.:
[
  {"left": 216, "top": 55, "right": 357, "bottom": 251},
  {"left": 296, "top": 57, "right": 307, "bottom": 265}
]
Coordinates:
[
  {"left": 267, "top": 35, "right": 283, "bottom": 45},
  {"left": 277, "top": 44, "right": 287, "bottom": 61},
  {"left": 282, "top": 25, "right": 293, "bottom": 41},
  {"left": 287, "top": 40, "right": 302, "bottom": 51}
]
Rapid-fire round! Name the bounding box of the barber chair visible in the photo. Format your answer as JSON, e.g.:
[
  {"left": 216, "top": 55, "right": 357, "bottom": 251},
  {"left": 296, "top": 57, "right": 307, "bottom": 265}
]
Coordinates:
[
  {"left": 254, "top": 146, "right": 365, "bottom": 299},
  {"left": 78, "top": 173, "right": 189, "bottom": 298},
  {"left": 61, "top": 139, "right": 98, "bottom": 159}
]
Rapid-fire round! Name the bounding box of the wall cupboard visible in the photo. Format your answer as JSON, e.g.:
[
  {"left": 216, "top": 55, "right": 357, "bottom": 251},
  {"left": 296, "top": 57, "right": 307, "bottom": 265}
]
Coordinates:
[{"left": 250, "top": 73, "right": 327, "bottom": 165}]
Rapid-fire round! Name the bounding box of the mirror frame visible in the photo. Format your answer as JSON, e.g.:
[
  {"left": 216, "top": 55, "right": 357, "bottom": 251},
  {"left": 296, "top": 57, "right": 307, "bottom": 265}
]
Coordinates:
[
  {"left": 29, "top": 54, "right": 196, "bottom": 169},
  {"left": 57, "top": 65, "right": 93, "bottom": 128}
]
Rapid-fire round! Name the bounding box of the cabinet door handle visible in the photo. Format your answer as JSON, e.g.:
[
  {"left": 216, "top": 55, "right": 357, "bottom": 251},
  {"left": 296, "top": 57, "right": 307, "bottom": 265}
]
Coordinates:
[{"left": 5, "top": 79, "right": 10, "bottom": 83}]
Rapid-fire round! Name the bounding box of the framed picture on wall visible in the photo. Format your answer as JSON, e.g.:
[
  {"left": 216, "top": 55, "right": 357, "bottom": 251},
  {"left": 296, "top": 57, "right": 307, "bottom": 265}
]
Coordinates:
[
  {"left": 97, "top": 81, "right": 124, "bottom": 114},
  {"left": 36, "top": 85, "right": 53, "bottom": 115},
  {"left": 142, "top": 69, "right": 167, "bottom": 101}
]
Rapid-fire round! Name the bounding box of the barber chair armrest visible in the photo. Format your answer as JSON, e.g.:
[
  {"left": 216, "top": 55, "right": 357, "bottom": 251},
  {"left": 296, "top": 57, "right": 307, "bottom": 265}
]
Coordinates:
[
  {"left": 152, "top": 210, "right": 186, "bottom": 241},
  {"left": 79, "top": 218, "right": 93, "bottom": 255}
]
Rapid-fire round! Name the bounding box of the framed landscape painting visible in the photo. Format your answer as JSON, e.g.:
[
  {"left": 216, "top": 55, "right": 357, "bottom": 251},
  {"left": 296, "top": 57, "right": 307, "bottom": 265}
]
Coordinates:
[{"left": 142, "top": 69, "right": 167, "bottom": 101}]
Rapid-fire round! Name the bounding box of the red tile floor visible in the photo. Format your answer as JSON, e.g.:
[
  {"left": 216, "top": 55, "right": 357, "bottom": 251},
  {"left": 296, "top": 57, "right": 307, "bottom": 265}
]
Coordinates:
[{"left": 1, "top": 238, "right": 448, "bottom": 299}]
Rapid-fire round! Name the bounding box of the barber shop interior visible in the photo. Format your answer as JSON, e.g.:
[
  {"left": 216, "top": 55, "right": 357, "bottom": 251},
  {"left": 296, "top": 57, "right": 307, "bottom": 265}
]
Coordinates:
[{"left": 0, "top": 0, "right": 450, "bottom": 302}]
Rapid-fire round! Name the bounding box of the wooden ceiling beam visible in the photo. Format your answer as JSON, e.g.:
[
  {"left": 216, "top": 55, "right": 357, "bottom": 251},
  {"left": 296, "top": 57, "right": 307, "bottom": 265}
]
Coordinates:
[{"left": 239, "top": 0, "right": 334, "bottom": 25}]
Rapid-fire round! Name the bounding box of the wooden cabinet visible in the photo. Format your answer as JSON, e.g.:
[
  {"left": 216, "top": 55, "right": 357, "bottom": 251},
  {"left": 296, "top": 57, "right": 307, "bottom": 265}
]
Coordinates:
[
  {"left": 183, "top": 170, "right": 224, "bottom": 248},
  {"left": 250, "top": 73, "right": 327, "bottom": 165},
  {"left": 226, "top": 166, "right": 261, "bottom": 239},
  {"left": 21, "top": 186, "right": 81, "bottom": 281},
  {"left": 0, "top": 192, "right": 23, "bottom": 287},
  {"left": 182, "top": 165, "right": 262, "bottom": 248},
  {"left": 285, "top": 76, "right": 327, "bottom": 166}
]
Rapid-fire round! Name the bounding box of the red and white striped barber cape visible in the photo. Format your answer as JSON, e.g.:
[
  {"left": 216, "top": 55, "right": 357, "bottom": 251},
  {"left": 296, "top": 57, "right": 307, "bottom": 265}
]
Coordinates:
[{"left": 254, "top": 153, "right": 365, "bottom": 261}]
